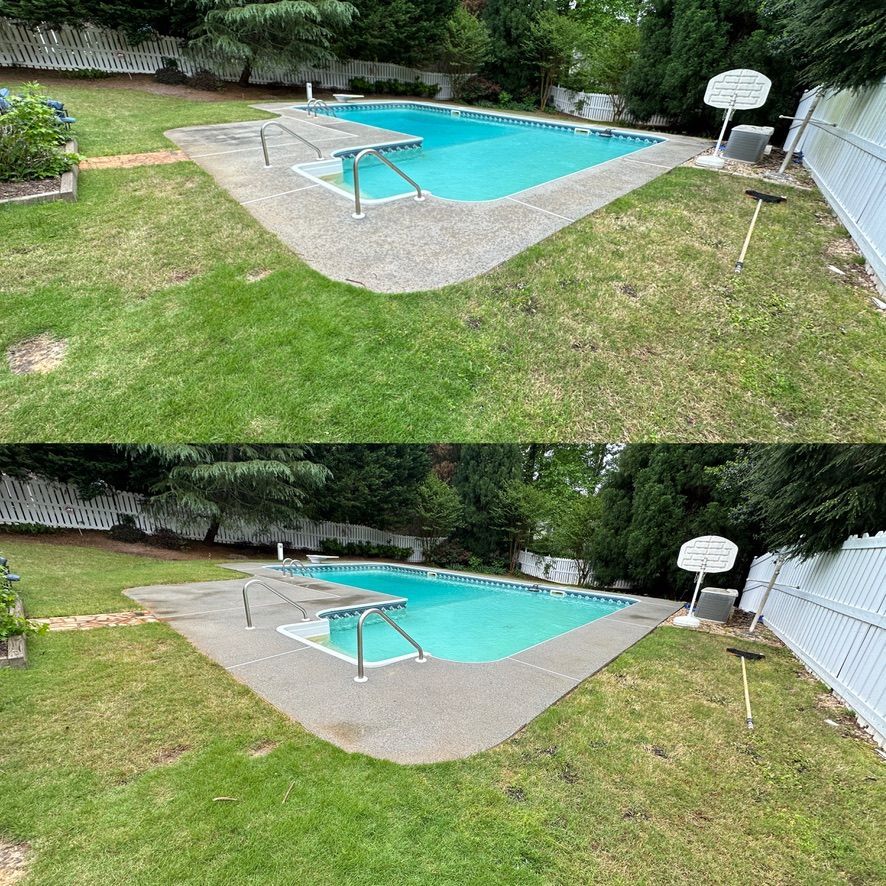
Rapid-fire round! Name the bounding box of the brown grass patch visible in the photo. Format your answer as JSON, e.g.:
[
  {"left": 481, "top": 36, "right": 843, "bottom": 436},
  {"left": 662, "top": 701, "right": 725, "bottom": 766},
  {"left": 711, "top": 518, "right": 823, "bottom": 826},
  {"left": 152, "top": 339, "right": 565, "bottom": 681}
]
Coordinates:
[
  {"left": 0, "top": 840, "right": 31, "bottom": 886},
  {"left": 245, "top": 269, "right": 272, "bottom": 283},
  {"left": 154, "top": 744, "right": 190, "bottom": 765},
  {"left": 248, "top": 740, "right": 279, "bottom": 758},
  {"left": 81, "top": 150, "right": 187, "bottom": 169},
  {"left": 6, "top": 333, "right": 68, "bottom": 375}
]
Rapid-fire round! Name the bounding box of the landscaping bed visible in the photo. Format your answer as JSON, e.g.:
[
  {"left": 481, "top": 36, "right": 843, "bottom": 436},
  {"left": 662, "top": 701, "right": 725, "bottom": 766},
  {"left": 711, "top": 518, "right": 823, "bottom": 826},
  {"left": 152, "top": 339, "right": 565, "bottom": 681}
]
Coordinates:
[{"left": 0, "top": 596, "right": 27, "bottom": 668}]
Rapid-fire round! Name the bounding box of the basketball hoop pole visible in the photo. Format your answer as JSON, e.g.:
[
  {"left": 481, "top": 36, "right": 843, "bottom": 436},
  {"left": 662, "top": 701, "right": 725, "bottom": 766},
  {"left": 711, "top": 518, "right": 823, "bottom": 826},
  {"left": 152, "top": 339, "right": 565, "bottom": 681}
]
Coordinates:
[
  {"left": 686, "top": 561, "right": 708, "bottom": 618},
  {"left": 712, "top": 97, "right": 736, "bottom": 159}
]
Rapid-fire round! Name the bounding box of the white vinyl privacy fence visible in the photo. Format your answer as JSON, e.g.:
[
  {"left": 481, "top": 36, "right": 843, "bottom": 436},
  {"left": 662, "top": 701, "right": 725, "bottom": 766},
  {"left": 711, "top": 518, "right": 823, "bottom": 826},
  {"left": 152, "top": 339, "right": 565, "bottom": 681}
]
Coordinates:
[
  {"left": 550, "top": 85, "right": 669, "bottom": 129},
  {"left": 740, "top": 532, "right": 886, "bottom": 746},
  {"left": 784, "top": 81, "right": 886, "bottom": 287},
  {"left": 518, "top": 549, "right": 631, "bottom": 591},
  {"left": 0, "top": 474, "right": 428, "bottom": 561},
  {"left": 0, "top": 21, "right": 455, "bottom": 99}
]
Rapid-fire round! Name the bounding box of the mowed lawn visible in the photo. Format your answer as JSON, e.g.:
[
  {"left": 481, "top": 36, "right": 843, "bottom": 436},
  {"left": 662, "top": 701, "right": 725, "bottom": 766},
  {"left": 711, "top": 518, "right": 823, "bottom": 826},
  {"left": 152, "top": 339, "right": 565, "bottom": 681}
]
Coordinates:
[
  {"left": 1, "top": 541, "right": 883, "bottom": 885},
  {"left": 2, "top": 77, "right": 884, "bottom": 441},
  {"left": 1, "top": 535, "right": 244, "bottom": 617}
]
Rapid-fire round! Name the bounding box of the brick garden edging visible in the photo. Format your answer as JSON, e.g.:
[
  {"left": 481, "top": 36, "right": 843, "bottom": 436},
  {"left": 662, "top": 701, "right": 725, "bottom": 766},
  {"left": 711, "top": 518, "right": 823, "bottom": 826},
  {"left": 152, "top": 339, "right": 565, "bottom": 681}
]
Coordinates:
[
  {"left": 0, "top": 597, "right": 28, "bottom": 668},
  {"left": 0, "top": 138, "right": 79, "bottom": 207}
]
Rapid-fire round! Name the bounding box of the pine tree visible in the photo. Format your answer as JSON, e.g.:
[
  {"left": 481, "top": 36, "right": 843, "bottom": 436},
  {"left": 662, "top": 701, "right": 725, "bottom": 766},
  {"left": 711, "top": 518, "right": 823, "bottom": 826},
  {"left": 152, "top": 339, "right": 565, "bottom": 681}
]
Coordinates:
[
  {"left": 453, "top": 444, "right": 522, "bottom": 560},
  {"left": 589, "top": 444, "right": 758, "bottom": 597},
  {"left": 480, "top": 0, "right": 550, "bottom": 94},
  {"left": 414, "top": 474, "right": 463, "bottom": 554},
  {"left": 135, "top": 445, "right": 328, "bottom": 543},
  {"left": 190, "top": 0, "right": 356, "bottom": 85}
]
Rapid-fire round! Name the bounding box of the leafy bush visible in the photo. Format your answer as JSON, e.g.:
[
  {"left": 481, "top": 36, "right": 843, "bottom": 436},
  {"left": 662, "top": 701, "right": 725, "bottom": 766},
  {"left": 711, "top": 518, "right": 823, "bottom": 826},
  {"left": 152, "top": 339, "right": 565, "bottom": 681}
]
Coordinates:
[
  {"left": 0, "top": 84, "right": 79, "bottom": 183},
  {"left": 0, "top": 609, "right": 47, "bottom": 641},
  {"left": 154, "top": 58, "right": 189, "bottom": 85},
  {"left": 149, "top": 527, "right": 189, "bottom": 550},
  {"left": 458, "top": 76, "right": 502, "bottom": 104},
  {"left": 61, "top": 68, "right": 113, "bottom": 80},
  {"left": 0, "top": 522, "right": 56, "bottom": 535},
  {"left": 348, "top": 76, "right": 440, "bottom": 99},
  {"left": 318, "top": 538, "right": 411, "bottom": 560},
  {"left": 108, "top": 515, "right": 147, "bottom": 543},
  {"left": 424, "top": 540, "right": 472, "bottom": 568},
  {"left": 189, "top": 69, "right": 222, "bottom": 91}
]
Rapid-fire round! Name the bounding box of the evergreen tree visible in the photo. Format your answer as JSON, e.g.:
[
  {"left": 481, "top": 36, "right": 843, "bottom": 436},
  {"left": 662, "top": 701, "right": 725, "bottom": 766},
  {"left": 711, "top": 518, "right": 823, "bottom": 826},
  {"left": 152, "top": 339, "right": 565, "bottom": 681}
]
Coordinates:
[
  {"left": 453, "top": 444, "right": 522, "bottom": 560},
  {"left": 190, "top": 0, "right": 356, "bottom": 85},
  {"left": 589, "top": 444, "right": 759, "bottom": 597},
  {"left": 414, "top": 473, "right": 463, "bottom": 553},
  {"left": 480, "top": 0, "right": 550, "bottom": 94},
  {"left": 336, "top": 0, "right": 458, "bottom": 66},
  {"left": 490, "top": 479, "right": 550, "bottom": 572},
  {"left": 306, "top": 444, "right": 429, "bottom": 530},
  {"left": 624, "top": 0, "right": 798, "bottom": 133},
  {"left": 723, "top": 445, "right": 886, "bottom": 560},
  {"left": 135, "top": 445, "right": 328, "bottom": 543},
  {"left": 440, "top": 4, "right": 491, "bottom": 99},
  {"left": 774, "top": 0, "right": 885, "bottom": 90}
]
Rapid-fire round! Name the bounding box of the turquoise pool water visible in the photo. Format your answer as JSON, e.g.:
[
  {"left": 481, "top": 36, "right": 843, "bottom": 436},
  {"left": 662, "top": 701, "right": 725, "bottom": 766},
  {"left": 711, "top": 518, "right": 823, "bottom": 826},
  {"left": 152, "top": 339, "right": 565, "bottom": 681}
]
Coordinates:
[
  {"left": 276, "top": 565, "right": 633, "bottom": 663},
  {"left": 313, "top": 103, "right": 661, "bottom": 201}
]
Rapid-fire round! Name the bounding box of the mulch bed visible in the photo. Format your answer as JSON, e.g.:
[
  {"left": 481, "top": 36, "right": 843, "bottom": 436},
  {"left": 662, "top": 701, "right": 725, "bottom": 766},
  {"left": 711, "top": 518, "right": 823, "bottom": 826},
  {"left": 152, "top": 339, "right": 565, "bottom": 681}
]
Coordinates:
[
  {"left": 0, "top": 177, "right": 60, "bottom": 200},
  {"left": 0, "top": 640, "right": 7, "bottom": 657}
]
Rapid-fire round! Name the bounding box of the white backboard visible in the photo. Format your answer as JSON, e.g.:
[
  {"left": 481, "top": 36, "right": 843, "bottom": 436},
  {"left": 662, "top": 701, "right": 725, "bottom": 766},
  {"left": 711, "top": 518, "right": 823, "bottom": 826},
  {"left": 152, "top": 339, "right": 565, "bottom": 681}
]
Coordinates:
[
  {"left": 703, "top": 69, "right": 771, "bottom": 110},
  {"left": 677, "top": 535, "right": 738, "bottom": 573}
]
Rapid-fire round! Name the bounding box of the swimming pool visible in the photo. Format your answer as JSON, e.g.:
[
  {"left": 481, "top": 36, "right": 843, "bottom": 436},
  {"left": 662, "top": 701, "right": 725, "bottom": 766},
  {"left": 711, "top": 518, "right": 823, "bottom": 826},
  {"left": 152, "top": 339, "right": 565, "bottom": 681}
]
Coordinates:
[
  {"left": 274, "top": 564, "right": 635, "bottom": 665},
  {"left": 294, "top": 102, "right": 664, "bottom": 202}
]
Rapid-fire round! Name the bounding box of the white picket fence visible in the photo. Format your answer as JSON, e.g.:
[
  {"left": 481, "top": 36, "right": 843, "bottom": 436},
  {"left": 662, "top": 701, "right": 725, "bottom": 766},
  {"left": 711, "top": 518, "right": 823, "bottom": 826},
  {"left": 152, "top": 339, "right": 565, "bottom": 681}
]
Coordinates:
[
  {"left": 740, "top": 532, "right": 886, "bottom": 747},
  {"left": 0, "top": 21, "right": 455, "bottom": 99},
  {"left": 0, "top": 474, "right": 428, "bottom": 561},
  {"left": 550, "top": 85, "right": 669, "bottom": 129},
  {"left": 784, "top": 81, "right": 886, "bottom": 288},
  {"left": 518, "top": 549, "right": 631, "bottom": 591}
]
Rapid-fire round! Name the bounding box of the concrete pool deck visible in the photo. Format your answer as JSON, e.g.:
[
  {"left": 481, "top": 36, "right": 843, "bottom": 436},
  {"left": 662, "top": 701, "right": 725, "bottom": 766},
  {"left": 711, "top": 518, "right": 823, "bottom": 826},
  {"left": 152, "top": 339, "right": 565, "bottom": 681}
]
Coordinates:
[
  {"left": 127, "top": 561, "right": 680, "bottom": 764},
  {"left": 166, "top": 103, "right": 708, "bottom": 292}
]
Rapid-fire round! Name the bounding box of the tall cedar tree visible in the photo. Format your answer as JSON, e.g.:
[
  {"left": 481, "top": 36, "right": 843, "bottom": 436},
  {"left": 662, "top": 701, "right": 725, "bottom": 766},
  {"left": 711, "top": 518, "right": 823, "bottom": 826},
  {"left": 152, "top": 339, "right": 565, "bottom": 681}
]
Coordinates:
[
  {"left": 774, "top": 0, "right": 885, "bottom": 90},
  {"left": 136, "top": 445, "right": 328, "bottom": 543},
  {"left": 453, "top": 444, "right": 522, "bottom": 560},
  {"left": 589, "top": 444, "right": 759, "bottom": 598},
  {"left": 191, "top": 0, "right": 356, "bottom": 85},
  {"left": 726, "top": 445, "right": 886, "bottom": 560},
  {"left": 480, "top": 0, "right": 550, "bottom": 94},
  {"left": 336, "top": 0, "right": 457, "bottom": 66},
  {"left": 624, "top": 0, "right": 799, "bottom": 133},
  {"left": 305, "top": 444, "right": 429, "bottom": 530}
]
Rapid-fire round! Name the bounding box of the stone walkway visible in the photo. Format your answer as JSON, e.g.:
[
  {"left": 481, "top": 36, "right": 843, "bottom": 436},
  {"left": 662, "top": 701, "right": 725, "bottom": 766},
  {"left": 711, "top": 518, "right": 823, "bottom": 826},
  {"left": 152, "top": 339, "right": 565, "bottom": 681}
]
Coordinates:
[{"left": 33, "top": 611, "right": 158, "bottom": 631}]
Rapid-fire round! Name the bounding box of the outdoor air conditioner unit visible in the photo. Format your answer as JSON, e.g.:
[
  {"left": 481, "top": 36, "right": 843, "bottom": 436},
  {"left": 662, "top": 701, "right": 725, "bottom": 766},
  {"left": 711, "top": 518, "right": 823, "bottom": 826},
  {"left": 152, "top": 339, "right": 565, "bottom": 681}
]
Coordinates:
[
  {"left": 723, "top": 125, "right": 774, "bottom": 163},
  {"left": 695, "top": 587, "right": 738, "bottom": 623}
]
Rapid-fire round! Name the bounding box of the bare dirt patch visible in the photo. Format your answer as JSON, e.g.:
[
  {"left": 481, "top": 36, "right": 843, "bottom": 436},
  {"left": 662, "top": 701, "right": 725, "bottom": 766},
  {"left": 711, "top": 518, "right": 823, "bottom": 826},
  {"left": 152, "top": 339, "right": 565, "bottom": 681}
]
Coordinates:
[
  {"left": 155, "top": 744, "right": 190, "bottom": 765},
  {"left": 6, "top": 333, "right": 68, "bottom": 375},
  {"left": 245, "top": 269, "right": 273, "bottom": 283},
  {"left": 81, "top": 150, "right": 187, "bottom": 169},
  {"left": 0, "top": 840, "right": 31, "bottom": 886},
  {"left": 167, "top": 269, "right": 199, "bottom": 285},
  {"left": 0, "top": 178, "right": 60, "bottom": 201},
  {"left": 664, "top": 607, "right": 784, "bottom": 648},
  {"left": 248, "top": 740, "right": 279, "bottom": 757},
  {"left": 685, "top": 146, "right": 814, "bottom": 189}
]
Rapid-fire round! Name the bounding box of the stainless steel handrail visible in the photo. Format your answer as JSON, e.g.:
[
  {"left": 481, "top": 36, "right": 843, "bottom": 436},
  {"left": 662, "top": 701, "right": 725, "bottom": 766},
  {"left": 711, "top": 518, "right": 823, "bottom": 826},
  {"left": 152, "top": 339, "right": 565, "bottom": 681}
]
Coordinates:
[
  {"left": 354, "top": 607, "right": 426, "bottom": 682},
  {"left": 260, "top": 121, "right": 322, "bottom": 166},
  {"left": 351, "top": 148, "right": 424, "bottom": 219},
  {"left": 242, "top": 578, "right": 309, "bottom": 628},
  {"left": 307, "top": 98, "right": 337, "bottom": 118}
]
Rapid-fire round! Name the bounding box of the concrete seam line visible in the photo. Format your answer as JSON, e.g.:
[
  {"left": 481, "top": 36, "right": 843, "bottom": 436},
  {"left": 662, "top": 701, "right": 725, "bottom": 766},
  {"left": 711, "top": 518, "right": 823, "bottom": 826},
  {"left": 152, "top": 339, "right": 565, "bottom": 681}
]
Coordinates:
[
  {"left": 161, "top": 599, "right": 303, "bottom": 619},
  {"left": 623, "top": 156, "right": 673, "bottom": 170},
  {"left": 226, "top": 646, "right": 310, "bottom": 670},
  {"left": 505, "top": 196, "right": 575, "bottom": 222},
  {"left": 189, "top": 136, "right": 354, "bottom": 158},
  {"left": 508, "top": 657, "right": 579, "bottom": 682},
  {"left": 241, "top": 184, "right": 319, "bottom": 205}
]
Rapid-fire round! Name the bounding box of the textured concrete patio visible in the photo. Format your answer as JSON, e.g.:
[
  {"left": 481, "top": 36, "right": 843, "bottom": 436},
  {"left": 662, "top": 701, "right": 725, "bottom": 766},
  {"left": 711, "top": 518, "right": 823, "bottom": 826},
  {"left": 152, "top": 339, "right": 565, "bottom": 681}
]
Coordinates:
[
  {"left": 166, "top": 103, "right": 707, "bottom": 292},
  {"left": 127, "top": 561, "right": 680, "bottom": 763}
]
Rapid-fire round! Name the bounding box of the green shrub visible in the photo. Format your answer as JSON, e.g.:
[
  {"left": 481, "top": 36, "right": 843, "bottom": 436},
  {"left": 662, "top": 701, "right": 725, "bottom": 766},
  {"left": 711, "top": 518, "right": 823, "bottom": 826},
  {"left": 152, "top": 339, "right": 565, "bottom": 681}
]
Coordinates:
[
  {"left": 317, "top": 538, "right": 411, "bottom": 561},
  {"left": 348, "top": 76, "right": 373, "bottom": 93},
  {"left": 108, "top": 515, "right": 147, "bottom": 543},
  {"left": 62, "top": 68, "right": 113, "bottom": 80},
  {"left": 149, "top": 527, "right": 189, "bottom": 550},
  {"left": 0, "top": 609, "right": 47, "bottom": 641},
  {"left": 154, "top": 58, "right": 189, "bottom": 85},
  {"left": 351, "top": 76, "right": 439, "bottom": 99},
  {"left": 0, "top": 84, "right": 79, "bottom": 182},
  {"left": 425, "top": 540, "right": 472, "bottom": 568},
  {"left": 0, "top": 522, "right": 57, "bottom": 535},
  {"left": 189, "top": 69, "right": 222, "bottom": 91}
]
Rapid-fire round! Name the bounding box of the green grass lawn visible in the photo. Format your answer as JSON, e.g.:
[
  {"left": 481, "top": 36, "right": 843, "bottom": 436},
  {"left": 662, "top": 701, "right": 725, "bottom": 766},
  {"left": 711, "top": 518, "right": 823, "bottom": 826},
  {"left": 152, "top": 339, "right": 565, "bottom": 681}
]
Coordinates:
[
  {"left": 1, "top": 79, "right": 883, "bottom": 441},
  {"left": 1, "top": 543, "right": 882, "bottom": 885},
  {"left": 1, "top": 73, "right": 276, "bottom": 155},
  {"left": 0, "top": 535, "right": 243, "bottom": 617}
]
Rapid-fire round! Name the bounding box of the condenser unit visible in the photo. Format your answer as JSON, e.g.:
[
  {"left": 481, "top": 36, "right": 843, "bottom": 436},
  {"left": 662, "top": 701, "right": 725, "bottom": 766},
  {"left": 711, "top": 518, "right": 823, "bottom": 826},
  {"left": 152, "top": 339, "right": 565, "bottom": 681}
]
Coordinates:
[
  {"left": 723, "top": 125, "right": 774, "bottom": 163},
  {"left": 695, "top": 587, "right": 738, "bottom": 623}
]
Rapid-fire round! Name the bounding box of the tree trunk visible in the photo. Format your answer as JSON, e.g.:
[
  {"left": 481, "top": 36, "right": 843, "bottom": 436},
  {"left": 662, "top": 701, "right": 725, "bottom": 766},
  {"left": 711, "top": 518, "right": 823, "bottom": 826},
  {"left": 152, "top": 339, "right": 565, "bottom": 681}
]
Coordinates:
[
  {"left": 204, "top": 518, "right": 221, "bottom": 544},
  {"left": 238, "top": 62, "right": 252, "bottom": 87}
]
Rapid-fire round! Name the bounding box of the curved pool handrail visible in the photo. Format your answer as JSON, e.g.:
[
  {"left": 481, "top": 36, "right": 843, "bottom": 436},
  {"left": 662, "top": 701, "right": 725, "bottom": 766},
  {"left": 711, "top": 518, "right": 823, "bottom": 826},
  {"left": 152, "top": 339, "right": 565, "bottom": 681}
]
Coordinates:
[
  {"left": 351, "top": 148, "right": 424, "bottom": 219},
  {"left": 354, "top": 607, "right": 426, "bottom": 682},
  {"left": 307, "top": 98, "right": 337, "bottom": 118},
  {"left": 242, "top": 578, "right": 309, "bottom": 628},
  {"left": 260, "top": 121, "right": 322, "bottom": 167}
]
